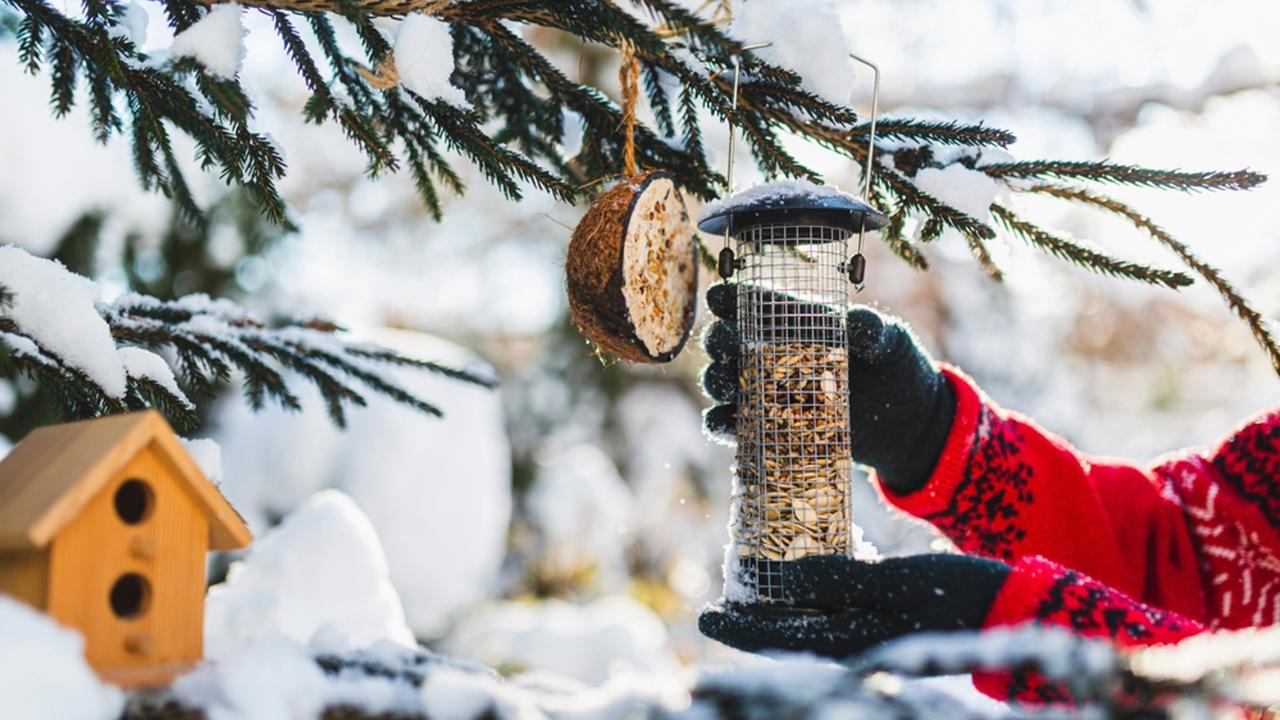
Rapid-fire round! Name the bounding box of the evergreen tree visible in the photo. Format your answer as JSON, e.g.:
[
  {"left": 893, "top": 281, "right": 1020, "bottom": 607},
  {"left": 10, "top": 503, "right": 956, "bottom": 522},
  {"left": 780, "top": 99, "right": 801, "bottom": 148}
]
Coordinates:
[{"left": 1, "top": 0, "right": 1275, "bottom": 371}]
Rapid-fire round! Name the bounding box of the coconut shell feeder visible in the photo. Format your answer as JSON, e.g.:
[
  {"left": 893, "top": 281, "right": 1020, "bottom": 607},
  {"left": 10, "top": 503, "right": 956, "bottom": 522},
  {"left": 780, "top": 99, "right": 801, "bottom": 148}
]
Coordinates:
[{"left": 565, "top": 170, "right": 698, "bottom": 363}]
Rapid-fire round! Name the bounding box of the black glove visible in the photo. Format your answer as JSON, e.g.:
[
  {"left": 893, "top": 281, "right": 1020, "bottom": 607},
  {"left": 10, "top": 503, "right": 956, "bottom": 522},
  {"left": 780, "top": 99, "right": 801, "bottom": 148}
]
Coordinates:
[
  {"left": 698, "top": 554, "right": 1011, "bottom": 659},
  {"left": 700, "top": 282, "right": 956, "bottom": 495}
]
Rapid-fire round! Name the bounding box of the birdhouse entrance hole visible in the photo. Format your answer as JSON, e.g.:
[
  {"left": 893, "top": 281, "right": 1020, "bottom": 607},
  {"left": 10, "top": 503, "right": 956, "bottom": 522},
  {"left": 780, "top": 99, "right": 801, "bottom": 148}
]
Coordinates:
[
  {"left": 109, "top": 573, "right": 150, "bottom": 619},
  {"left": 113, "top": 479, "right": 153, "bottom": 525}
]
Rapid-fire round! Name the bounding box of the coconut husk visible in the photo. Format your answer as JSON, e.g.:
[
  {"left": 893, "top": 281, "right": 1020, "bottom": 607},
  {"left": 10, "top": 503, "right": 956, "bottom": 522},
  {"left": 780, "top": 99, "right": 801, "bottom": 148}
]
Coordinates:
[{"left": 565, "top": 170, "right": 697, "bottom": 363}]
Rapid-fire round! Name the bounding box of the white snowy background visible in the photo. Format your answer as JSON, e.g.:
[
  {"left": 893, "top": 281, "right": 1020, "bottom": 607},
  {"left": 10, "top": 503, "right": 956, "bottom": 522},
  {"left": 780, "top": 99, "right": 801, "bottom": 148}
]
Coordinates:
[{"left": 2, "top": 0, "right": 1280, "bottom": 717}]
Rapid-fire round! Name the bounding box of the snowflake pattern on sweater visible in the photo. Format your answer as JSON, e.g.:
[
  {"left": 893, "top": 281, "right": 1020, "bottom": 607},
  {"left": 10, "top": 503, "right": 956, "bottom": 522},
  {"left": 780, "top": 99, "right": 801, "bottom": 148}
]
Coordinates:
[{"left": 882, "top": 365, "right": 1280, "bottom": 703}]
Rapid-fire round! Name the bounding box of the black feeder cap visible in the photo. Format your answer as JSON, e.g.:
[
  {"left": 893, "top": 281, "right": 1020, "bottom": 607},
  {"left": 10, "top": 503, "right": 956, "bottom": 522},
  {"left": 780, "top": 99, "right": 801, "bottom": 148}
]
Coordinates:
[{"left": 697, "top": 189, "right": 888, "bottom": 239}]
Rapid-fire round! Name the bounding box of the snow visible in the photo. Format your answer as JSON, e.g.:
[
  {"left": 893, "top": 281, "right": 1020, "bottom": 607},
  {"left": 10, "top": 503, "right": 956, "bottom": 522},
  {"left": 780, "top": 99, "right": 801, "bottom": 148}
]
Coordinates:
[
  {"left": 698, "top": 179, "right": 861, "bottom": 221},
  {"left": 561, "top": 109, "right": 585, "bottom": 160},
  {"left": 394, "top": 15, "right": 471, "bottom": 108},
  {"left": 213, "top": 329, "right": 511, "bottom": 638},
  {"left": 527, "top": 444, "right": 636, "bottom": 586},
  {"left": 203, "top": 490, "right": 416, "bottom": 657},
  {"left": 173, "top": 635, "right": 425, "bottom": 720},
  {"left": 729, "top": 0, "right": 856, "bottom": 107},
  {"left": 170, "top": 3, "right": 246, "bottom": 79},
  {"left": 181, "top": 437, "right": 223, "bottom": 482},
  {"left": 108, "top": 1, "right": 149, "bottom": 46},
  {"left": 445, "top": 596, "right": 680, "bottom": 685},
  {"left": 911, "top": 164, "right": 999, "bottom": 222},
  {"left": 0, "top": 597, "right": 124, "bottom": 720},
  {"left": 0, "top": 245, "right": 126, "bottom": 398},
  {"left": 119, "top": 346, "right": 193, "bottom": 408}
]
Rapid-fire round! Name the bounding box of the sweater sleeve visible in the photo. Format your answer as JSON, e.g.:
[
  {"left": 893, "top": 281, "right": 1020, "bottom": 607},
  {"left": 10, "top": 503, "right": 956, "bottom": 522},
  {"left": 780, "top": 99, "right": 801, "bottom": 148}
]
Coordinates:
[
  {"left": 879, "top": 364, "right": 1280, "bottom": 630},
  {"left": 877, "top": 364, "right": 1204, "bottom": 614},
  {"left": 973, "top": 555, "right": 1204, "bottom": 703}
]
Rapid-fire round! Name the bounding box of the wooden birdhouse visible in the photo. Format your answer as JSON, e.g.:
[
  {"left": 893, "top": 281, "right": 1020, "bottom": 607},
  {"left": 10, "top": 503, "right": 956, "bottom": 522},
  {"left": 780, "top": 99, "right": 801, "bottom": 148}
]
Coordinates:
[{"left": 0, "top": 410, "right": 252, "bottom": 688}]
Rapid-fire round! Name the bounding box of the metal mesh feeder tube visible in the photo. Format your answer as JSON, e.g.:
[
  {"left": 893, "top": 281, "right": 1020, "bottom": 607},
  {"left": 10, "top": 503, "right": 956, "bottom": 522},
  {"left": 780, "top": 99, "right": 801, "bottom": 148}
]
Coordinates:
[{"left": 699, "top": 188, "right": 886, "bottom": 615}]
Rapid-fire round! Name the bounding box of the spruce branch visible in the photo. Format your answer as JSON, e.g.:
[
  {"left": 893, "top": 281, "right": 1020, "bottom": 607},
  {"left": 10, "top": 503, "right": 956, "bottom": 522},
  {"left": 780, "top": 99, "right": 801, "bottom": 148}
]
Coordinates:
[
  {"left": 0, "top": 276, "right": 495, "bottom": 429},
  {"left": 852, "top": 119, "right": 1016, "bottom": 148},
  {"left": 991, "top": 204, "right": 1194, "bottom": 289},
  {"left": 981, "top": 160, "right": 1267, "bottom": 193},
  {"left": 1026, "top": 184, "right": 1280, "bottom": 374}
]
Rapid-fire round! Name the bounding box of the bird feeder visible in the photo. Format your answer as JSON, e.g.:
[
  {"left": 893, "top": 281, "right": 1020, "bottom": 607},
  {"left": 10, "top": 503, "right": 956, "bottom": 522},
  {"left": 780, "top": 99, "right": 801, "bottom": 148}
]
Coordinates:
[
  {"left": 699, "top": 51, "right": 887, "bottom": 613},
  {"left": 700, "top": 189, "right": 886, "bottom": 612}
]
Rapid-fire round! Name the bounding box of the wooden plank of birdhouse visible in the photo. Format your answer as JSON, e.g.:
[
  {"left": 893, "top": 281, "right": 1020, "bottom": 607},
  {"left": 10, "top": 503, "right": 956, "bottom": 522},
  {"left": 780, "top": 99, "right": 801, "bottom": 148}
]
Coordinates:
[{"left": 0, "top": 549, "right": 49, "bottom": 608}]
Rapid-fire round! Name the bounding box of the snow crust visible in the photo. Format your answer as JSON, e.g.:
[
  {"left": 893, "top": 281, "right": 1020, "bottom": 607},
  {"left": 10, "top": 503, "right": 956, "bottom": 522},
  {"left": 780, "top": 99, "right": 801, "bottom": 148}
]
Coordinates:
[
  {"left": 729, "top": 0, "right": 856, "bottom": 107},
  {"left": 171, "top": 4, "right": 246, "bottom": 79},
  {"left": 204, "top": 490, "right": 416, "bottom": 657},
  {"left": 698, "top": 179, "right": 860, "bottom": 223},
  {"left": 119, "top": 346, "right": 192, "bottom": 408},
  {"left": 395, "top": 15, "right": 470, "bottom": 108},
  {"left": 0, "top": 597, "right": 124, "bottom": 720},
  {"left": 0, "top": 245, "right": 126, "bottom": 397}
]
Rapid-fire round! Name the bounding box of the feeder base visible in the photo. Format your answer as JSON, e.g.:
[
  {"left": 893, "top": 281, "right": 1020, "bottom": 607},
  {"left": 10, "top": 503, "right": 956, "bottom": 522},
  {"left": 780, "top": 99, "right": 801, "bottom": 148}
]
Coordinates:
[{"left": 725, "top": 602, "right": 829, "bottom": 618}]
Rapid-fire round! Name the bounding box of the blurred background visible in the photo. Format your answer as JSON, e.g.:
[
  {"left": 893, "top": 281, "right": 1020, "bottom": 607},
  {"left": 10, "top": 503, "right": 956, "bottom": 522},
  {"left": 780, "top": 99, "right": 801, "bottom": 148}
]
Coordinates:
[{"left": 2, "top": 0, "right": 1279, "bottom": 685}]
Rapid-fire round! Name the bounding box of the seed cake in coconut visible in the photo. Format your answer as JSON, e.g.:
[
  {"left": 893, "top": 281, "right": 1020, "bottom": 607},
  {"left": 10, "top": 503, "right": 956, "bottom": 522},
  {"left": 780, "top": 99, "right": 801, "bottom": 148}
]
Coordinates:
[{"left": 566, "top": 171, "right": 697, "bottom": 363}]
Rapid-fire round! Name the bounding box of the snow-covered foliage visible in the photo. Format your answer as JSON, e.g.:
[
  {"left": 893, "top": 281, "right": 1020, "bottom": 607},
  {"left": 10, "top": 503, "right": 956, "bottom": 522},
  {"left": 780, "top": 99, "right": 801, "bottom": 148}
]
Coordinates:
[
  {"left": 213, "top": 330, "right": 511, "bottom": 638},
  {"left": 170, "top": 4, "right": 246, "bottom": 79},
  {"left": 394, "top": 15, "right": 470, "bottom": 108},
  {"left": 204, "top": 490, "right": 416, "bottom": 656},
  {"left": 0, "top": 246, "right": 127, "bottom": 397},
  {"left": 0, "top": 245, "right": 489, "bottom": 431},
  {"left": 729, "top": 0, "right": 856, "bottom": 107},
  {"left": 0, "top": 597, "right": 124, "bottom": 720},
  {"left": 445, "top": 596, "right": 680, "bottom": 685}
]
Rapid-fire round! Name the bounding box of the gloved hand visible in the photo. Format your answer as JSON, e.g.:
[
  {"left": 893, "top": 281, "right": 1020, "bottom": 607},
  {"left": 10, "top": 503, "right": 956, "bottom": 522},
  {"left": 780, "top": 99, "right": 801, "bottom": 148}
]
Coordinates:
[
  {"left": 698, "top": 554, "right": 1011, "bottom": 658},
  {"left": 700, "top": 282, "right": 956, "bottom": 495}
]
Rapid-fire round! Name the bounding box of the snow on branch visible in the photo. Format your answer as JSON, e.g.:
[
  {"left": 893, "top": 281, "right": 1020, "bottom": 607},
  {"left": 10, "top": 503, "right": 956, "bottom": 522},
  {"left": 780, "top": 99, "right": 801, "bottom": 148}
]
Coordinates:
[
  {"left": 3, "top": 0, "right": 1274, "bottom": 369},
  {"left": 0, "top": 246, "right": 494, "bottom": 432}
]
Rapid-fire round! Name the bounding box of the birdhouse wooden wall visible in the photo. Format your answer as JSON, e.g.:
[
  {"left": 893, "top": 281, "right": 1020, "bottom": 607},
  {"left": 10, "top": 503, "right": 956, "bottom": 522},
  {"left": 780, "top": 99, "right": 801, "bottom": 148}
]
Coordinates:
[{"left": 46, "top": 445, "right": 210, "bottom": 683}]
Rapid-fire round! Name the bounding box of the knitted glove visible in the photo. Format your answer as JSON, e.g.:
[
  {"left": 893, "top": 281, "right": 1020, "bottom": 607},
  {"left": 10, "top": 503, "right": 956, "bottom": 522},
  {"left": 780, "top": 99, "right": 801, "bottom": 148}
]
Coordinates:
[
  {"left": 700, "top": 282, "right": 956, "bottom": 495},
  {"left": 698, "top": 554, "right": 1011, "bottom": 658}
]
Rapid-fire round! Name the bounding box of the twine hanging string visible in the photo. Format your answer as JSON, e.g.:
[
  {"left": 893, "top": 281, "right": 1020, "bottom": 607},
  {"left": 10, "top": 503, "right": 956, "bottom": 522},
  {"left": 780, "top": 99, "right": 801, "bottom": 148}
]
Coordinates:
[{"left": 618, "top": 39, "right": 640, "bottom": 178}]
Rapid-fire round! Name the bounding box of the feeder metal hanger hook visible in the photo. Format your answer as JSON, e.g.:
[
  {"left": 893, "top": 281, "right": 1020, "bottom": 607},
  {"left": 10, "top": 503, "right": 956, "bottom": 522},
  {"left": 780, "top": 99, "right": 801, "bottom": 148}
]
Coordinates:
[
  {"left": 848, "top": 52, "right": 880, "bottom": 293},
  {"left": 717, "top": 42, "right": 773, "bottom": 281}
]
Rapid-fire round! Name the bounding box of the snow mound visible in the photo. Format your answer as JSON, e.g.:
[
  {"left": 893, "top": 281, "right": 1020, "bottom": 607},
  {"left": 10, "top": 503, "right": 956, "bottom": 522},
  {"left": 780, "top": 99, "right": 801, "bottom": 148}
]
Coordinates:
[
  {"left": 0, "top": 245, "right": 125, "bottom": 398},
  {"left": 395, "top": 15, "right": 470, "bottom": 108},
  {"left": 729, "top": 0, "right": 856, "bottom": 107},
  {"left": 204, "top": 489, "right": 415, "bottom": 656},
  {"left": 528, "top": 443, "right": 635, "bottom": 586},
  {"left": 698, "top": 179, "right": 860, "bottom": 223},
  {"left": 444, "top": 596, "right": 679, "bottom": 686},
  {"left": 0, "top": 597, "right": 124, "bottom": 720},
  {"left": 171, "top": 3, "right": 246, "bottom": 79},
  {"left": 213, "top": 329, "right": 511, "bottom": 638}
]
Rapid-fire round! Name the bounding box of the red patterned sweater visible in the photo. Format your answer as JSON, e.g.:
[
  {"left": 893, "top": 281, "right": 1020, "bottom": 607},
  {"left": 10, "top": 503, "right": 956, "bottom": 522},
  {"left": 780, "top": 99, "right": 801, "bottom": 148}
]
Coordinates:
[{"left": 880, "top": 365, "right": 1280, "bottom": 702}]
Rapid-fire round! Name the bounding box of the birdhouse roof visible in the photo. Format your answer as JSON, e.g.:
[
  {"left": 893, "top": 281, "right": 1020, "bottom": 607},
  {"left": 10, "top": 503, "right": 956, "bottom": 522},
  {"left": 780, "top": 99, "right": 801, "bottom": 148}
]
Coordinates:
[{"left": 0, "top": 411, "right": 252, "bottom": 551}]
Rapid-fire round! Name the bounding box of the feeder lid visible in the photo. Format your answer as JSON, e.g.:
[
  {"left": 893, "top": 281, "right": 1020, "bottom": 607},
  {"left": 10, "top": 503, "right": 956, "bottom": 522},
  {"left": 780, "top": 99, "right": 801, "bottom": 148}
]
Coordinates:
[{"left": 697, "top": 180, "right": 888, "bottom": 236}]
